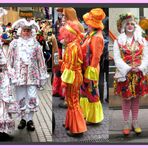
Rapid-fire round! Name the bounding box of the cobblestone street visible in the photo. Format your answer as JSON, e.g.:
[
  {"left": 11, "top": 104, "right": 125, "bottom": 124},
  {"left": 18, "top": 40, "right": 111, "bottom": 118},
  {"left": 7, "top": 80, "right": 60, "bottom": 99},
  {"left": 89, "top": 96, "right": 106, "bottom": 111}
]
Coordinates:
[{"left": 53, "top": 97, "right": 109, "bottom": 144}]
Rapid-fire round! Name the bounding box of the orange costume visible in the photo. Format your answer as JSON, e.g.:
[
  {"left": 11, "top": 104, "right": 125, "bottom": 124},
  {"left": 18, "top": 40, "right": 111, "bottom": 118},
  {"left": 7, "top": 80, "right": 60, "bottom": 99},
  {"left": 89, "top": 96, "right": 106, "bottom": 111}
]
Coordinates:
[
  {"left": 60, "top": 22, "right": 87, "bottom": 135},
  {"left": 80, "top": 8, "right": 105, "bottom": 123}
]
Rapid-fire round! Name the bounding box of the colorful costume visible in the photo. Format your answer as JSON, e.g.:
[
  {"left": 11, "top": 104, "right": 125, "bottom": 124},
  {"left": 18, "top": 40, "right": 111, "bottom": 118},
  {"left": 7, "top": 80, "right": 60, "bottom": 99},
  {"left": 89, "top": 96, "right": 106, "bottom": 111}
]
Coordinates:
[
  {"left": 0, "top": 39, "right": 16, "bottom": 134},
  {"left": 60, "top": 22, "right": 87, "bottom": 135},
  {"left": 9, "top": 19, "right": 49, "bottom": 131},
  {"left": 80, "top": 8, "right": 105, "bottom": 124},
  {"left": 0, "top": 7, "right": 17, "bottom": 136},
  {"left": 113, "top": 13, "right": 148, "bottom": 136},
  {"left": 114, "top": 35, "right": 148, "bottom": 99}
]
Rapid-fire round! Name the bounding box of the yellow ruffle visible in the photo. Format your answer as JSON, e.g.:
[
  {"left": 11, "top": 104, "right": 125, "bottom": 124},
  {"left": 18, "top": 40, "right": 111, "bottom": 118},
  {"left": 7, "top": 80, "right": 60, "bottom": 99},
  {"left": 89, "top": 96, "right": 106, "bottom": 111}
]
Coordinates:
[
  {"left": 84, "top": 66, "right": 99, "bottom": 81},
  {"left": 61, "top": 69, "right": 75, "bottom": 84},
  {"left": 80, "top": 97, "right": 89, "bottom": 118},
  {"left": 86, "top": 101, "right": 104, "bottom": 123}
]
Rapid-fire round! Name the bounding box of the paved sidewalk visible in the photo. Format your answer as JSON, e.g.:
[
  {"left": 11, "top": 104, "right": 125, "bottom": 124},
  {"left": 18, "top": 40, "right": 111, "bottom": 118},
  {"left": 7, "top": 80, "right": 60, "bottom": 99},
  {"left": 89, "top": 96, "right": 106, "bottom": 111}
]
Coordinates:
[
  {"left": 109, "top": 108, "right": 148, "bottom": 143},
  {"left": 52, "top": 97, "right": 109, "bottom": 144},
  {"left": 0, "top": 76, "right": 52, "bottom": 144}
]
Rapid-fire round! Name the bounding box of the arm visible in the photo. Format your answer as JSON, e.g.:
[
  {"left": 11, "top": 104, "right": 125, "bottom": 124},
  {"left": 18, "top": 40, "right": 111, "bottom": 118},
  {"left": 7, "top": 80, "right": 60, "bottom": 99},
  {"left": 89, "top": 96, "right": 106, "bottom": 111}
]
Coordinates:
[
  {"left": 84, "top": 35, "right": 104, "bottom": 81},
  {"left": 113, "top": 40, "right": 132, "bottom": 77},
  {"left": 138, "top": 39, "right": 148, "bottom": 75},
  {"left": 61, "top": 44, "right": 80, "bottom": 84},
  {"left": 36, "top": 42, "right": 49, "bottom": 85},
  {"left": 7, "top": 40, "right": 17, "bottom": 83}
]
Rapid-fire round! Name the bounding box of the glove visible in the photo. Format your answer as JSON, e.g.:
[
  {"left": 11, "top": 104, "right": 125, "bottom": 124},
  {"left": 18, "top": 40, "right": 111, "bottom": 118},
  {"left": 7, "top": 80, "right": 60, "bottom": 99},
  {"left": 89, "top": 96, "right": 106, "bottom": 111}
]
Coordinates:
[
  {"left": 61, "top": 81, "right": 67, "bottom": 88},
  {"left": 40, "top": 79, "right": 47, "bottom": 86}
]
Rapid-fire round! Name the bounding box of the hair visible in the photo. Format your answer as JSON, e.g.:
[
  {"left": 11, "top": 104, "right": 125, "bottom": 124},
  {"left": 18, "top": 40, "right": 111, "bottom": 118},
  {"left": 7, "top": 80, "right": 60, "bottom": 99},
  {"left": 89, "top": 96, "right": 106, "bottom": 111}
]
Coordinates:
[{"left": 59, "top": 21, "right": 80, "bottom": 43}]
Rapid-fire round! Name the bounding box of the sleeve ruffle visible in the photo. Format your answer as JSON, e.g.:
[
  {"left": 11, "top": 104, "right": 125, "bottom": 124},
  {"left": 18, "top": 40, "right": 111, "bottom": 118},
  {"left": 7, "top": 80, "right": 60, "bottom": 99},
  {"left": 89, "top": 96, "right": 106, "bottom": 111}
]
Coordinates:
[
  {"left": 84, "top": 66, "right": 99, "bottom": 81},
  {"left": 61, "top": 68, "right": 75, "bottom": 84}
]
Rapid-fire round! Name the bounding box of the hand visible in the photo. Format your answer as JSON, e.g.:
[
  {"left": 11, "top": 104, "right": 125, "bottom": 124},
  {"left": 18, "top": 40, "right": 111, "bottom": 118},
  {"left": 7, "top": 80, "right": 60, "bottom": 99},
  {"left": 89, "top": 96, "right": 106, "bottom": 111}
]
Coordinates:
[
  {"left": 84, "top": 78, "right": 90, "bottom": 83},
  {"left": 131, "top": 67, "right": 140, "bottom": 73},
  {"left": 61, "top": 81, "right": 67, "bottom": 88},
  {"left": 40, "top": 79, "right": 47, "bottom": 86}
]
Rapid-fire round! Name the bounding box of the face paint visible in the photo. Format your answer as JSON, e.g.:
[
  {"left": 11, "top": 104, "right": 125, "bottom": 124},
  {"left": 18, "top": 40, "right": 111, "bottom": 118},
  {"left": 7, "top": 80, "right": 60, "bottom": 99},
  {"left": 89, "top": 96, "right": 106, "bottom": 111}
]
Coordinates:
[{"left": 125, "top": 21, "right": 135, "bottom": 33}]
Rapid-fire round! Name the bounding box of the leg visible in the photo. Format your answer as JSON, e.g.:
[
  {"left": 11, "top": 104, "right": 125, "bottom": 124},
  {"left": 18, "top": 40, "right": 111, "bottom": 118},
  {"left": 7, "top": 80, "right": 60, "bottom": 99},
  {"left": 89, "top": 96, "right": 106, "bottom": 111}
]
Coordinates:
[
  {"left": 26, "top": 85, "right": 39, "bottom": 131},
  {"left": 122, "top": 99, "right": 131, "bottom": 136},
  {"left": 131, "top": 97, "right": 139, "bottom": 121},
  {"left": 16, "top": 86, "right": 27, "bottom": 129},
  {"left": 131, "top": 97, "right": 141, "bottom": 134},
  {"left": 122, "top": 99, "right": 131, "bottom": 121}
]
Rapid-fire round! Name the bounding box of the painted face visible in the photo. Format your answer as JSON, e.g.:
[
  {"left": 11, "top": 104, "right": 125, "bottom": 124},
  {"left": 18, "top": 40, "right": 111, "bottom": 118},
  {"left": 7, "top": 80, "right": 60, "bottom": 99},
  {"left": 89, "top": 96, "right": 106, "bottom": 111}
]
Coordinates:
[
  {"left": 21, "top": 29, "right": 31, "bottom": 38},
  {"left": 125, "top": 21, "right": 135, "bottom": 33}
]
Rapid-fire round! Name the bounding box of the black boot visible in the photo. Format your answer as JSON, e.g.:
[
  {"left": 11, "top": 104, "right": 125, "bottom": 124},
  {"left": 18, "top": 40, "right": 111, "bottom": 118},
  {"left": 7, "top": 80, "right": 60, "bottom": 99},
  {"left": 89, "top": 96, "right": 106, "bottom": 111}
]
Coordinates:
[
  {"left": 18, "top": 119, "right": 26, "bottom": 129},
  {"left": 27, "top": 120, "right": 35, "bottom": 131},
  {"left": 0, "top": 132, "right": 13, "bottom": 141}
]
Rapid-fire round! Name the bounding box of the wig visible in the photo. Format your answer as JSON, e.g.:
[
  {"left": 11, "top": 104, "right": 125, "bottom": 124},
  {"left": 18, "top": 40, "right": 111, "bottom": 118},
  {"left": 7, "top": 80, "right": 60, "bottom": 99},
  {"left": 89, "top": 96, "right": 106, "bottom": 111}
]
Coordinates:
[{"left": 59, "top": 21, "right": 81, "bottom": 44}]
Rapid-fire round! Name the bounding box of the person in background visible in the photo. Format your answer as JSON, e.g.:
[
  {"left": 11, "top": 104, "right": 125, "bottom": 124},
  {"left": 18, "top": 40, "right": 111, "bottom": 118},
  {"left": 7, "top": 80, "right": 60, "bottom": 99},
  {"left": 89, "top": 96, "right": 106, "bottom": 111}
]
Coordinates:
[{"left": 0, "top": 7, "right": 16, "bottom": 140}]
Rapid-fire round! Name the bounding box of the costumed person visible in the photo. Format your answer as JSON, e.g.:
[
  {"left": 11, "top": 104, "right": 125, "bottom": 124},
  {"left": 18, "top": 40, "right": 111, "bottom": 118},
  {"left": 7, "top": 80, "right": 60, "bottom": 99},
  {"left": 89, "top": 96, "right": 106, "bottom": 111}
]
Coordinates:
[
  {"left": 113, "top": 13, "right": 148, "bottom": 136},
  {"left": 80, "top": 8, "right": 105, "bottom": 125},
  {"left": 139, "top": 17, "right": 148, "bottom": 42},
  {"left": 59, "top": 21, "right": 87, "bottom": 137},
  {"left": 0, "top": 7, "right": 16, "bottom": 140},
  {"left": 9, "top": 18, "right": 49, "bottom": 131},
  {"left": 56, "top": 7, "right": 85, "bottom": 108},
  {"left": 52, "top": 8, "right": 65, "bottom": 98}
]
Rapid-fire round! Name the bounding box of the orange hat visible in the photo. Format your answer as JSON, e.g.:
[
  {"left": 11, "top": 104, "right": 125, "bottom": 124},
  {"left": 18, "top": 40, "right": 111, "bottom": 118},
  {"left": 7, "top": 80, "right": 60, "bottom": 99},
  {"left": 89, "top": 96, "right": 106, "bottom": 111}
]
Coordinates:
[
  {"left": 83, "top": 8, "right": 106, "bottom": 30},
  {"left": 139, "top": 18, "right": 148, "bottom": 30}
]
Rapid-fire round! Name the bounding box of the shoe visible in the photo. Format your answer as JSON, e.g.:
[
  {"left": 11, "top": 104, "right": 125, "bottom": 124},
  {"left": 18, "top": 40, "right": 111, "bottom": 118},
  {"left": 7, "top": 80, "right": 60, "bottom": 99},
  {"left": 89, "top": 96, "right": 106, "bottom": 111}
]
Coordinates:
[
  {"left": 58, "top": 102, "right": 68, "bottom": 109},
  {"left": 0, "top": 132, "right": 13, "bottom": 141},
  {"left": 62, "top": 124, "right": 69, "bottom": 130},
  {"left": 132, "top": 120, "right": 142, "bottom": 135},
  {"left": 27, "top": 120, "right": 35, "bottom": 131},
  {"left": 53, "top": 93, "right": 61, "bottom": 97},
  {"left": 66, "top": 131, "right": 83, "bottom": 137},
  {"left": 122, "top": 121, "right": 131, "bottom": 136},
  {"left": 18, "top": 119, "right": 26, "bottom": 129}
]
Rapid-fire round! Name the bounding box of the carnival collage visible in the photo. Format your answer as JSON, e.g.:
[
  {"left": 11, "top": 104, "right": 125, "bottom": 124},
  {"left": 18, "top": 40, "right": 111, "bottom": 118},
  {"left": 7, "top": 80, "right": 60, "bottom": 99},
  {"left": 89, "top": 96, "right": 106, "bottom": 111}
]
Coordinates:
[{"left": 0, "top": 6, "right": 148, "bottom": 144}]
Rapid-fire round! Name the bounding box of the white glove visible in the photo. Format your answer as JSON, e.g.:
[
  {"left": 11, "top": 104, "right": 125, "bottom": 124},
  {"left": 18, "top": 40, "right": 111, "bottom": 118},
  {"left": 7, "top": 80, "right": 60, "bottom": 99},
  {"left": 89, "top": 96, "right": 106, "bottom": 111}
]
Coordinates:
[{"left": 40, "top": 79, "right": 47, "bottom": 86}]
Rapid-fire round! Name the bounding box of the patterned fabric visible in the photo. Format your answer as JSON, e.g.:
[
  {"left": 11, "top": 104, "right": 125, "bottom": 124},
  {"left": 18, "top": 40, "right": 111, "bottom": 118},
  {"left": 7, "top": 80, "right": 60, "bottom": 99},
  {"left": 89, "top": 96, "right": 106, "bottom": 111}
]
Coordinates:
[
  {"left": 9, "top": 37, "right": 49, "bottom": 86},
  {"left": 0, "top": 45, "right": 16, "bottom": 134},
  {"left": 80, "top": 30, "right": 104, "bottom": 124},
  {"left": 0, "top": 100, "right": 15, "bottom": 133},
  {"left": 114, "top": 39, "right": 148, "bottom": 99},
  {"left": 80, "top": 30, "right": 104, "bottom": 102},
  {"left": 62, "top": 39, "right": 87, "bottom": 134},
  {"left": 16, "top": 85, "right": 39, "bottom": 116}
]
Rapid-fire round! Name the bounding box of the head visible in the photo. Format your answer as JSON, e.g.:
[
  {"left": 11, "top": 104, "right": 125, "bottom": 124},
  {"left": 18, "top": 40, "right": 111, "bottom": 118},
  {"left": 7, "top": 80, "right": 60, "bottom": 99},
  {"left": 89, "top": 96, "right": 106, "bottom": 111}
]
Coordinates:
[
  {"left": 117, "top": 13, "right": 137, "bottom": 34},
  {"left": 59, "top": 21, "right": 81, "bottom": 44},
  {"left": 58, "top": 13, "right": 63, "bottom": 20},
  {"left": 83, "top": 8, "right": 106, "bottom": 30},
  {"left": 21, "top": 26, "right": 32, "bottom": 39}
]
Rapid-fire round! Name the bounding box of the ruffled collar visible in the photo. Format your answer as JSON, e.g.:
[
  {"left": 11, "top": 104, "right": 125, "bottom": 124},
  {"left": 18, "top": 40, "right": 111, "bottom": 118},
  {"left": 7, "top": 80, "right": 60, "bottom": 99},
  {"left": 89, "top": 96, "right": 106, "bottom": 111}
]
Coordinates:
[{"left": 117, "top": 32, "right": 144, "bottom": 45}]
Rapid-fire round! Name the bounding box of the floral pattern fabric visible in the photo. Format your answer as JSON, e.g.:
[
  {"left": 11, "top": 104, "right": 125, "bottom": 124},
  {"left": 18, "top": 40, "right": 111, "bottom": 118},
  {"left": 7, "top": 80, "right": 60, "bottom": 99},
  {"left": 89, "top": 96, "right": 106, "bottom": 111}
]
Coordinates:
[
  {"left": 9, "top": 37, "right": 49, "bottom": 86},
  {"left": 114, "top": 39, "right": 148, "bottom": 99}
]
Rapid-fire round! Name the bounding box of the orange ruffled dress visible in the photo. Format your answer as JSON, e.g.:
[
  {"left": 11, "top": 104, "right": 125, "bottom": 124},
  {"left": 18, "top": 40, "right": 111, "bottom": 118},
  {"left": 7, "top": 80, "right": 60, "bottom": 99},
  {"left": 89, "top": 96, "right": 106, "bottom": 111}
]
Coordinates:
[{"left": 61, "top": 39, "right": 87, "bottom": 134}]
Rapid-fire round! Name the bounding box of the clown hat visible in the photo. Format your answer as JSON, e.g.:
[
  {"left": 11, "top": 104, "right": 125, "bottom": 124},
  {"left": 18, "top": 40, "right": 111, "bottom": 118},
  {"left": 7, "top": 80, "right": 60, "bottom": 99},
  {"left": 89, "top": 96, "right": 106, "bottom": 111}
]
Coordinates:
[
  {"left": 83, "top": 8, "right": 106, "bottom": 30},
  {"left": 12, "top": 18, "right": 40, "bottom": 31}
]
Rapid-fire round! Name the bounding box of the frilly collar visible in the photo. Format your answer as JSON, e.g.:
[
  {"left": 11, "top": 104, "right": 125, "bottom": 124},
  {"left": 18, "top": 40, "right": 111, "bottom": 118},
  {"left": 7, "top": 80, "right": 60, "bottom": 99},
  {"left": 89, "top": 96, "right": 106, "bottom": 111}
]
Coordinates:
[
  {"left": 18, "top": 37, "right": 35, "bottom": 43},
  {"left": 117, "top": 32, "right": 144, "bottom": 45}
]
